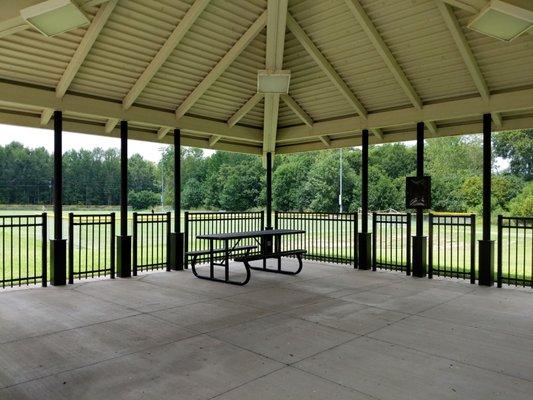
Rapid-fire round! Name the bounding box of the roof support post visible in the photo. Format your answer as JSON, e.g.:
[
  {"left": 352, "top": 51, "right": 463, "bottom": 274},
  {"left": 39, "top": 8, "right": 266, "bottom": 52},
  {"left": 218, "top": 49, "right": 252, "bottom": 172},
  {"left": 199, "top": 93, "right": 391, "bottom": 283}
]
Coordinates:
[
  {"left": 117, "top": 120, "right": 132, "bottom": 278},
  {"left": 265, "top": 152, "right": 273, "bottom": 229},
  {"left": 170, "top": 129, "right": 184, "bottom": 271},
  {"left": 412, "top": 122, "right": 427, "bottom": 278},
  {"left": 50, "top": 110, "right": 66, "bottom": 286},
  {"left": 478, "top": 113, "right": 494, "bottom": 286},
  {"left": 358, "top": 128, "right": 371, "bottom": 270}
]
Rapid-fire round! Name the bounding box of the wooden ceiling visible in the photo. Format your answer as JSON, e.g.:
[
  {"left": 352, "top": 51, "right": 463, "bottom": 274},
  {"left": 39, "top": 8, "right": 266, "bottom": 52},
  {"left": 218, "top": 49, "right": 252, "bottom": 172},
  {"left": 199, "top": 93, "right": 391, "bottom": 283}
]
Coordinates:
[{"left": 0, "top": 0, "right": 532, "bottom": 155}]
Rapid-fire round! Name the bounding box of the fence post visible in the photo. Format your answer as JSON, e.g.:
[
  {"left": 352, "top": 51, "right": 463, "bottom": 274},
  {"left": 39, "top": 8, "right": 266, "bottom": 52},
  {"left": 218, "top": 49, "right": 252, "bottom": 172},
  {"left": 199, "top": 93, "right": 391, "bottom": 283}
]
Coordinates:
[
  {"left": 132, "top": 212, "right": 138, "bottom": 276},
  {"left": 371, "top": 212, "right": 377, "bottom": 271},
  {"left": 41, "top": 213, "right": 48, "bottom": 287},
  {"left": 274, "top": 211, "right": 278, "bottom": 229},
  {"left": 497, "top": 215, "right": 502, "bottom": 288},
  {"left": 428, "top": 213, "right": 433, "bottom": 279},
  {"left": 406, "top": 212, "right": 412, "bottom": 276},
  {"left": 166, "top": 212, "right": 171, "bottom": 272},
  {"left": 184, "top": 211, "right": 189, "bottom": 269},
  {"left": 469, "top": 214, "right": 476, "bottom": 284},
  {"left": 110, "top": 213, "right": 116, "bottom": 279},
  {"left": 68, "top": 213, "right": 74, "bottom": 284}
]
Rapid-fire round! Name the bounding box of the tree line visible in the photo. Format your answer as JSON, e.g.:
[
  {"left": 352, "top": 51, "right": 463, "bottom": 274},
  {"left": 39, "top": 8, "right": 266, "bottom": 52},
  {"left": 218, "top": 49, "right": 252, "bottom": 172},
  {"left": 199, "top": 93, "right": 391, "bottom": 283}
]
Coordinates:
[{"left": 0, "top": 130, "right": 531, "bottom": 216}]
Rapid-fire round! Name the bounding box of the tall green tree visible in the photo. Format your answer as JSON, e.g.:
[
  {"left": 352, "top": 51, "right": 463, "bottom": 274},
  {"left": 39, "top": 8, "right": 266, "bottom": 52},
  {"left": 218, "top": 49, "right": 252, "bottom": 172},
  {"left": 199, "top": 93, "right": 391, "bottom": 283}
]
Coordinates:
[{"left": 493, "top": 130, "right": 533, "bottom": 181}]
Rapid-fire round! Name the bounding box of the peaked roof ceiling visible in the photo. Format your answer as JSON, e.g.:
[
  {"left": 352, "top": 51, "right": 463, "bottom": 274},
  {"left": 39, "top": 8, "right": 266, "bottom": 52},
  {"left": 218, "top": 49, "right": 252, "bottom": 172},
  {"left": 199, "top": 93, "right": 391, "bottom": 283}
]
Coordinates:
[{"left": 0, "top": 0, "right": 532, "bottom": 155}]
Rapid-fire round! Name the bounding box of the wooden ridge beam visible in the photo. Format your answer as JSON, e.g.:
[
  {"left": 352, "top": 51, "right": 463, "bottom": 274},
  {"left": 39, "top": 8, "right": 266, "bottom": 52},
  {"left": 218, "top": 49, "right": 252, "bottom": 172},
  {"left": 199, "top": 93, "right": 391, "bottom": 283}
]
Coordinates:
[{"left": 280, "top": 94, "right": 313, "bottom": 127}]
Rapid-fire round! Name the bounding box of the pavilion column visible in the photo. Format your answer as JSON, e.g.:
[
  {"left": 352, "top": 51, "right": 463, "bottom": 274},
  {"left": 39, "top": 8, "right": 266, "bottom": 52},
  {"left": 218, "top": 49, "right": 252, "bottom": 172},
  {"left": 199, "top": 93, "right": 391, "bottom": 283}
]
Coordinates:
[
  {"left": 266, "top": 152, "right": 273, "bottom": 229},
  {"left": 478, "top": 113, "right": 494, "bottom": 286},
  {"left": 412, "top": 122, "right": 427, "bottom": 278},
  {"left": 50, "top": 110, "right": 66, "bottom": 286},
  {"left": 358, "top": 129, "right": 371, "bottom": 270},
  {"left": 116, "top": 120, "right": 132, "bottom": 278},
  {"left": 170, "top": 129, "right": 184, "bottom": 270}
]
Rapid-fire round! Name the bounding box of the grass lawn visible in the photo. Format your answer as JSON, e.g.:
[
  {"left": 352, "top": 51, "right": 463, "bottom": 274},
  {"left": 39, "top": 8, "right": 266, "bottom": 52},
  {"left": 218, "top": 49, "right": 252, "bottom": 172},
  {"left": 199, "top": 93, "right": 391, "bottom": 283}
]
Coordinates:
[{"left": 0, "top": 209, "right": 530, "bottom": 287}]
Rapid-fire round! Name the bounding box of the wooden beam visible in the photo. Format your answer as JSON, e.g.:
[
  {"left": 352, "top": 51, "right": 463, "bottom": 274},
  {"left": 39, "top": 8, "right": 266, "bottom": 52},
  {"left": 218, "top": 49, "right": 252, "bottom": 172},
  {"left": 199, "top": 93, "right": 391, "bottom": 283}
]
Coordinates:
[
  {"left": 437, "top": 1, "right": 490, "bottom": 101},
  {"left": 319, "top": 135, "right": 331, "bottom": 147},
  {"left": 425, "top": 120, "right": 437, "bottom": 135},
  {"left": 227, "top": 93, "right": 264, "bottom": 126},
  {"left": 122, "top": 0, "right": 211, "bottom": 109},
  {"left": 263, "top": 0, "right": 289, "bottom": 154},
  {"left": 287, "top": 13, "right": 367, "bottom": 118},
  {"left": 105, "top": 118, "right": 119, "bottom": 133},
  {"left": 276, "top": 115, "right": 533, "bottom": 153},
  {"left": 491, "top": 112, "right": 503, "bottom": 128},
  {"left": 276, "top": 87, "right": 533, "bottom": 141},
  {"left": 440, "top": 0, "right": 485, "bottom": 13},
  {"left": 175, "top": 11, "right": 267, "bottom": 120},
  {"left": 280, "top": 94, "right": 313, "bottom": 127},
  {"left": 157, "top": 127, "right": 171, "bottom": 139},
  {"left": 0, "top": 80, "right": 263, "bottom": 143},
  {"left": 344, "top": 0, "right": 422, "bottom": 109},
  {"left": 55, "top": 0, "right": 118, "bottom": 98},
  {"left": 40, "top": 108, "right": 53, "bottom": 126},
  {"left": 209, "top": 135, "right": 222, "bottom": 147},
  {"left": 371, "top": 128, "right": 384, "bottom": 140}
]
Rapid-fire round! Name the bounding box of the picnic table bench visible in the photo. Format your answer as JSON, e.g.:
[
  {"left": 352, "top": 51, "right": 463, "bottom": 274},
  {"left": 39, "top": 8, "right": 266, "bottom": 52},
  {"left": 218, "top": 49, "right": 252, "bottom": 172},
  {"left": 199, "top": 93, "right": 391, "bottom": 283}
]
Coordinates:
[{"left": 187, "top": 229, "right": 306, "bottom": 285}]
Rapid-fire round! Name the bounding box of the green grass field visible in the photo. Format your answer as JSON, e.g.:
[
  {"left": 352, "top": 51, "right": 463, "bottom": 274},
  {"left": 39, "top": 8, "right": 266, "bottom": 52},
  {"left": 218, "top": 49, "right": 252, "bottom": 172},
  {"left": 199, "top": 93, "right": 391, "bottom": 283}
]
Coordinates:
[{"left": 0, "top": 209, "right": 530, "bottom": 287}]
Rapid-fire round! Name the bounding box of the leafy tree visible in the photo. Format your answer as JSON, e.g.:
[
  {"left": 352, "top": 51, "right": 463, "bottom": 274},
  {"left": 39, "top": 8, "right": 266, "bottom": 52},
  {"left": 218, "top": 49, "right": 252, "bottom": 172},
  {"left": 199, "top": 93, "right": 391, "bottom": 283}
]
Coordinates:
[
  {"left": 493, "top": 130, "right": 533, "bottom": 181},
  {"left": 367, "top": 166, "right": 401, "bottom": 211},
  {"left": 129, "top": 154, "right": 158, "bottom": 193},
  {"left": 182, "top": 178, "right": 204, "bottom": 209},
  {"left": 508, "top": 183, "right": 533, "bottom": 216},
  {"left": 129, "top": 190, "right": 160, "bottom": 210},
  {"left": 217, "top": 161, "right": 263, "bottom": 211}
]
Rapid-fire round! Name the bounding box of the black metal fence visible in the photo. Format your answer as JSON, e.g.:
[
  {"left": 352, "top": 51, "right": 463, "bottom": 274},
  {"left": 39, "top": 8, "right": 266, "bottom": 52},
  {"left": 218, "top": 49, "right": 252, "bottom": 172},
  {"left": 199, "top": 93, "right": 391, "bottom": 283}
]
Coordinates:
[
  {"left": 372, "top": 212, "right": 411, "bottom": 274},
  {"left": 428, "top": 213, "right": 476, "bottom": 283},
  {"left": 184, "top": 211, "right": 264, "bottom": 267},
  {"left": 497, "top": 215, "right": 532, "bottom": 288},
  {"left": 133, "top": 212, "right": 171, "bottom": 275},
  {"left": 275, "top": 212, "right": 357, "bottom": 265},
  {"left": 0, "top": 213, "right": 47, "bottom": 288},
  {"left": 68, "top": 213, "right": 115, "bottom": 283}
]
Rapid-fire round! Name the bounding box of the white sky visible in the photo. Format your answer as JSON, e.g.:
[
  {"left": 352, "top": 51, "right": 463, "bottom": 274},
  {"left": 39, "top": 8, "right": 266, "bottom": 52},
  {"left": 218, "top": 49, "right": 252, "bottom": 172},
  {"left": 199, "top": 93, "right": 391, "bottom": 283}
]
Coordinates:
[{"left": 0, "top": 124, "right": 508, "bottom": 170}]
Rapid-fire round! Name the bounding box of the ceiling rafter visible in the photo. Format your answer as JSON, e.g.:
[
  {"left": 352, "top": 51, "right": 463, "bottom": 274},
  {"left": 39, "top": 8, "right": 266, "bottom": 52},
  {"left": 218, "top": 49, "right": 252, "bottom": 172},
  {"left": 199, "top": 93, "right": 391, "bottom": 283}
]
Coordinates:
[
  {"left": 436, "top": 1, "right": 503, "bottom": 126},
  {"left": 175, "top": 10, "right": 267, "bottom": 120},
  {"left": 122, "top": 0, "right": 211, "bottom": 112},
  {"left": 227, "top": 93, "right": 264, "bottom": 127},
  {"left": 56, "top": 0, "right": 118, "bottom": 99},
  {"left": 40, "top": 108, "right": 53, "bottom": 126},
  {"left": 263, "top": 0, "right": 288, "bottom": 155},
  {"left": 281, "top": 94, "right": 313, "bottom": 127},
  {"left": 440, "top": 0, "right": 485, "bottom": 13},
  {"left": 104, "top": 118, "right": 119, "bottom": 133},
  {"left": 157, "top": 127, "right": 171, "bottom": 140},
  {"left": 344, "top": 0, "right": 422, "bottom": 110},
  {"left": 276, "top": 86, "right": 533, "bottom": 142},
  {"left": 286, "top": 13, "right": 368, "bottom": 120},
  {"left": 319, "top": 136, "right": 331, "bottom": 148},
  {"left": 209, "top": 135, "right": 222, "bottom": 147}
]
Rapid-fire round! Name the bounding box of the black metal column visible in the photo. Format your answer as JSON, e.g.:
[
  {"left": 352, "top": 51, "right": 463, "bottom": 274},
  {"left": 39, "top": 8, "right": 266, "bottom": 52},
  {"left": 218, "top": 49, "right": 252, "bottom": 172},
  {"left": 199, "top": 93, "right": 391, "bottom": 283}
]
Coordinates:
[
  {"left": 478, "top": 113, "right": 494, "bottom": 286},
  {"left": 50, "top": 110, "right": 66, "bottom": 285},
  {"left": 412, "top": 122, "right": 427, "bottom": 277},
  {"left": 266, "top": 152, "right": 273, "bottom": 229},
  {"left": 116, "top": 121, "right": 131, "bottom": 277},
  {"left": 358, "top": 129, "right": 371, "bottom": 270},
  {"left": 170, "top": 129, "right": 184, "bottom": 270}
]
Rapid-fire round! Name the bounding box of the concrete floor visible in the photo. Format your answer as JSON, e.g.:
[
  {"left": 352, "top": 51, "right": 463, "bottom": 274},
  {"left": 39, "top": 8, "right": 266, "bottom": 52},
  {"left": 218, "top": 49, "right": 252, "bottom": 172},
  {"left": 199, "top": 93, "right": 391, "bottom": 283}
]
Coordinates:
[{"left": 0, "top": 260, "right": 532, "bottom": 400}]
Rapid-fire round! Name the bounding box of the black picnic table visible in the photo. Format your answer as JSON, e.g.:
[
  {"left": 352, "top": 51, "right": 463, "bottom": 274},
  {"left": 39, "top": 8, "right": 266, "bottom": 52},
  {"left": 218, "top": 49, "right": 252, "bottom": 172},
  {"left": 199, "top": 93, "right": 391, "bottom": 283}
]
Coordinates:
[{"left": 189, "top": 229, "right": 306, "bottom": 285}]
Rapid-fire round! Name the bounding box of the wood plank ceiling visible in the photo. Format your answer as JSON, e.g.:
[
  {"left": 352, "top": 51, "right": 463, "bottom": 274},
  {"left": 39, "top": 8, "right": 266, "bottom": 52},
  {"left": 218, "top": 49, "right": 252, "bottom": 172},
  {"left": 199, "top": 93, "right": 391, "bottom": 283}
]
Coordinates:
[{"left": 0, "top": 0, "right": 532, "bottom": 155}]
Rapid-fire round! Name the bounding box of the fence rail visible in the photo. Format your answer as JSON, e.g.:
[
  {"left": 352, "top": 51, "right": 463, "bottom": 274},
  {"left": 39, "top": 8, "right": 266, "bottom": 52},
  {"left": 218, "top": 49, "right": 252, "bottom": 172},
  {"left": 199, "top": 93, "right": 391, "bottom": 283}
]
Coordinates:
[
  {"left": 0, "top": 213, "right": 47, "bottom": 288},
  {"left": 275, "top": 211, "right": 357, "bottom": 265},
  {"left": 497, "top": 215, "right": 532, "bottom": 288},
  {"left": 429, "top": 213, "right": 476, "bottom": 283},
  {"left": 184, "top": 211, "right": 264, "bottom": 267},
  {"left": 372, "top": 212, "right": 411, "bottom": 274},
  {"left": 133, "top": 212, "right": 171, "bottom": 275},
  {"left": 68, "top": 213, "right": 115, "bottom": 283}
]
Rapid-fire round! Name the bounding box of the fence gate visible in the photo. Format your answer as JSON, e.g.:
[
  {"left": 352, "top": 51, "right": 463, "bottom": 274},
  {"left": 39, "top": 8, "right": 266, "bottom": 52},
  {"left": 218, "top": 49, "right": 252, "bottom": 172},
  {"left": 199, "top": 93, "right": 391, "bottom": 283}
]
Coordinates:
[
  {"left": 372, "top": 212, "right": 411, "bottom": 274},
  {"left": 497, "top": 216, "right": 532, "bottom": 288},
  {"left": 275, "top": 212, "right": 357, "bottom": 265},
  {"left": 68, "top": 213, "right": 115, "bottom": 283},
  {"left": 133, "top": 212, "right": 171, "bottom": 275},
  {"left": 0, "top": 213, "right": 47, "bottom": 288},
  {"left": 184, "top": 211, "right": 264, "bottom": 268}
]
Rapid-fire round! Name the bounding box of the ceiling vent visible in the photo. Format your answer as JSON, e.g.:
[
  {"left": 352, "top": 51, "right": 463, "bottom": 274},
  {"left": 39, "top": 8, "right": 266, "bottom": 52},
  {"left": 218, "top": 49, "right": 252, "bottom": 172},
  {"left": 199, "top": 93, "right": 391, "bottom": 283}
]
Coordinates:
[
  {"left": 257, "top": 70, "right": 291, "bottom": 94},
  {"left": 20, "top": 0, "right": 90, "bottom": 37}
]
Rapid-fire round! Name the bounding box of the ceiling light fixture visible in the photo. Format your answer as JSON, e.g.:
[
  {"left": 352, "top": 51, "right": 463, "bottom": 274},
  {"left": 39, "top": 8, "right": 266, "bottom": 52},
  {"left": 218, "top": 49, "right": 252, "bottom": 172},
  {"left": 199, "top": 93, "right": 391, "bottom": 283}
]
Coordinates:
[
  {"left": 20, "top": 0, "right": 90, "bottom": 37},
  {"left": 257, "top": 70, "right": 291, "bottom": 94},
  {"left": 468, "top": 0, "right": 533, "bottom": 42}
]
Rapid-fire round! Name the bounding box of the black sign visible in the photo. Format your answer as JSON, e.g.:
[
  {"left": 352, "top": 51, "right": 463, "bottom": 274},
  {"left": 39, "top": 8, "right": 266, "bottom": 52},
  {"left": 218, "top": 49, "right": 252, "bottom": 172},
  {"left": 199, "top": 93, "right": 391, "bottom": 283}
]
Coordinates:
[{"left": 406, "top": 176, "right": 431, "bottom": 209}]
